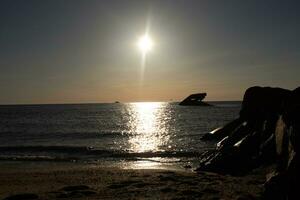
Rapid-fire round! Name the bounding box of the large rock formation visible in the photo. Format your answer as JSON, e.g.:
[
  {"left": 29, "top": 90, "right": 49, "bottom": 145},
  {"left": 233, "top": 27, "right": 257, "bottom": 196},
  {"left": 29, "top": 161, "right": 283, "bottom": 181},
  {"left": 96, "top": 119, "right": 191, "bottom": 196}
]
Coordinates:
[
  {"left": 179, "top": 93, "right": 212, "bottom": 106},
  {"left": 197, "top": 86, "right": 299, "bottom": 199},
  {"left": 264, "top": 87, "right": 299, "bottom": 200}
]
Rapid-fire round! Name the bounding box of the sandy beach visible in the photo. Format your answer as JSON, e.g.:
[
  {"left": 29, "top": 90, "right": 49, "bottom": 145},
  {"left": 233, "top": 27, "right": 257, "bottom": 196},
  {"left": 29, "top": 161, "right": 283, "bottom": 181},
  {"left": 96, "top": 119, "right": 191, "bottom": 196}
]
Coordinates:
[{"left": 0, "top": 162, "right": 268, "bottom": 200}]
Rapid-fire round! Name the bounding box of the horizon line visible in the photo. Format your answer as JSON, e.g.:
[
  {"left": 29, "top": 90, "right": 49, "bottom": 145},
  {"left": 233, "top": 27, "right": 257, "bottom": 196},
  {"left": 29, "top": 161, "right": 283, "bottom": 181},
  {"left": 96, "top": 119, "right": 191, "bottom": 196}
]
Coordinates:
[{"left": 0, "top": 100, "right": 242, "bottom": 106}]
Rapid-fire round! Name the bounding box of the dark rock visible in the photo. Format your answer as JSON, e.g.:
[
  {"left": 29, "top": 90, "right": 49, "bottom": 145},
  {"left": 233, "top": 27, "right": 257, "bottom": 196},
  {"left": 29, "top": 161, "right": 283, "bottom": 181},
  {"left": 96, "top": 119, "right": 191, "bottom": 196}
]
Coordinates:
[
  {"left": 197, "top": 133, "right": 261, "bottom": 175},
  {"left": 197, "top": 86, "right": 293, "bottom": 175},
  {"left": 179, "top": 93, "right": 212, "bottom": 106},
  {"left": 264, "top": 171, "right": 287, "bottom": 200},
  {"left": 263, "top": 87, "right": 300, "bottom": 200},
  {"left": 239, "top": 86, "right": 290, "bottom": 121},
  {"left": 196, "top": 86, "right": 299, "bottom": 199},
  {"left": 3, "top": 193, "right": 38, "bottom": 200}
]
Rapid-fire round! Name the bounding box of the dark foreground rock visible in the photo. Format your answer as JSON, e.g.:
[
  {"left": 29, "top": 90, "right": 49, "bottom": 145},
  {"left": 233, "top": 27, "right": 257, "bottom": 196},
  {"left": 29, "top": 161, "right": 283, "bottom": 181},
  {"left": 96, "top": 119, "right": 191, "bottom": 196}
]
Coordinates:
[
  {"left": 3, "top": 193, "right": 38, "bottom": 200},
  {"left": 179, "top": 93, "right": 212, "bottom": 106},
  {"left": 197, "top": 86, "right": 299, "bottom": 199}
]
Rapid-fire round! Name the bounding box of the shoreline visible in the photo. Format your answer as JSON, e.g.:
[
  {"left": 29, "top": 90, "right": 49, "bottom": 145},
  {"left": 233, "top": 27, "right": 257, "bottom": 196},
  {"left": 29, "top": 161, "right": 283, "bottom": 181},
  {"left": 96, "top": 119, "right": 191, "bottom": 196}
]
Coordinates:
[{"left": 0, "top": 161, "right": 268, "bottom": 200}]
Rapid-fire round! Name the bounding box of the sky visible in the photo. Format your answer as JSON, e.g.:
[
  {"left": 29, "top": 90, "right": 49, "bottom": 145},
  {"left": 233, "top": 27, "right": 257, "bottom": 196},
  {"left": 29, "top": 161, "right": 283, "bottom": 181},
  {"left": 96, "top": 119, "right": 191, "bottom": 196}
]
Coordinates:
[{"left": 0, "top": 0, "right": 300, "bottom": 104}]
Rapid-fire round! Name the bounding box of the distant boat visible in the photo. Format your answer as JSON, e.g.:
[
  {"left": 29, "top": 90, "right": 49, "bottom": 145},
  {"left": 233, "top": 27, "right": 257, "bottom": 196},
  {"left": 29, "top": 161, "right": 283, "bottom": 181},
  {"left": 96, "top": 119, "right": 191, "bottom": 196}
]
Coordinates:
[{"left": 114, "top": 101, "right": 120, "bottom": 103}]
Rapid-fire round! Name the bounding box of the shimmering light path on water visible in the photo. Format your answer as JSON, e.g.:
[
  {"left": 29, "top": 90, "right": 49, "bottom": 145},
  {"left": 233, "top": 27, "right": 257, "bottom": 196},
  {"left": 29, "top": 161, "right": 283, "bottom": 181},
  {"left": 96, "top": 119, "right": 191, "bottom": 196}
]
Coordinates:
[{"left": 127, "top": 102, "right": 170, "bottom": 153}]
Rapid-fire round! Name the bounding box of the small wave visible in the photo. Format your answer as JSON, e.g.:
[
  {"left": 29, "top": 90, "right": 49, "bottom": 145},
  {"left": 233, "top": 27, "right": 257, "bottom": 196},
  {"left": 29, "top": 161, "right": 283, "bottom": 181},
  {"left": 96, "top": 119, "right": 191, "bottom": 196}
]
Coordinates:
[
  {"left": 0, "top": 155, "right": 73, "bottom": 162},
  {"left": 0, "top": 146, "right": 203, "bottom": 162}
]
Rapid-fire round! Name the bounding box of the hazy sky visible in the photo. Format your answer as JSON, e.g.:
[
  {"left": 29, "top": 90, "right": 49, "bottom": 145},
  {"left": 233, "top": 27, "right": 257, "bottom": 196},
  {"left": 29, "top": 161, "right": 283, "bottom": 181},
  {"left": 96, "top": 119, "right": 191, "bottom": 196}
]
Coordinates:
[{"left": 1, "top": 0, "right": 300, "bottom": 104}]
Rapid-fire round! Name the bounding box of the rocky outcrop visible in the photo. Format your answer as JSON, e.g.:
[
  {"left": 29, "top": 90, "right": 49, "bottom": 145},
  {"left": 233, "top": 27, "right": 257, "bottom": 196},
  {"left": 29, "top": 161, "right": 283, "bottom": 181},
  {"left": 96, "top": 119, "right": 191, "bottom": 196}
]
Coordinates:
[
  {"left": 179, "top": 93, "right": 212, "bottom": 106},
  {"left": 264, "top": 87, "right": 299, "bottom": 200},
  {"left": 196, "top": 86, "right": 299, "bottom": 199}
]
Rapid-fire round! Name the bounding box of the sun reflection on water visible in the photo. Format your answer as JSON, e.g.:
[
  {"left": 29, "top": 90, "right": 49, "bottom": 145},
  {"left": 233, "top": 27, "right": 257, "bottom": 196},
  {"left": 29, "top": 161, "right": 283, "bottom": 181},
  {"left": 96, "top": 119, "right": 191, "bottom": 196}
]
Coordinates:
[{"left": 127, "top": 102, "right": 170, "bottom": 153}]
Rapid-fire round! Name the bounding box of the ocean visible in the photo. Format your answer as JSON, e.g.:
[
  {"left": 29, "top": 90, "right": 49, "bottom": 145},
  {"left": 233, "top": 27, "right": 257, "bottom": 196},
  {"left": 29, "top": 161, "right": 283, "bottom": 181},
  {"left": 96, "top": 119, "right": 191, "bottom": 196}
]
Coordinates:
[{"left": 0, "top": 102, "right": 241, "bottom": 169}]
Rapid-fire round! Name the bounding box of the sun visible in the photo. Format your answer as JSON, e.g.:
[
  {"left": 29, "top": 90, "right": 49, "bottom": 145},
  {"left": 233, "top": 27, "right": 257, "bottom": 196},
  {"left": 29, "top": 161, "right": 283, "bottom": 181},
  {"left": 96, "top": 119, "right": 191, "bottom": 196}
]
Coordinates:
[{"left": 137, "top": 34, "right": 153, "bottom": 54}]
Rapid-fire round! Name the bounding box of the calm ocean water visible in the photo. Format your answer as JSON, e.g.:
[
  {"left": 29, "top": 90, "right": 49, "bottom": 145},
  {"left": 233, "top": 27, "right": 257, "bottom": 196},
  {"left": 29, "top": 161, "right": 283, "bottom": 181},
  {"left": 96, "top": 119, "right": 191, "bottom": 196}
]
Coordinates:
[{"left": 0, "top": 102, "right": 241, "bottom": 169}]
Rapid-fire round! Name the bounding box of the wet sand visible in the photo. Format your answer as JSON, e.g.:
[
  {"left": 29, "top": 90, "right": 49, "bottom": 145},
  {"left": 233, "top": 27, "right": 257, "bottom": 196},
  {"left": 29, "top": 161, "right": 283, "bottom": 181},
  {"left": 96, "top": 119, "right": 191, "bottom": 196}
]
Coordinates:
[{"left": 0, "top": 162, "right": 267, "bottom": 200}]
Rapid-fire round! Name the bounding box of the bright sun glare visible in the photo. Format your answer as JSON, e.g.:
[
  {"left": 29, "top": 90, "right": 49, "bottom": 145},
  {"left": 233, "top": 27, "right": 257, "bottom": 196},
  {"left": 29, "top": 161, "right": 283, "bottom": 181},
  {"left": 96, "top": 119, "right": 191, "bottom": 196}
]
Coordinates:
[{"left": 137, "top": 35, "right": 153, "bottom": 54}]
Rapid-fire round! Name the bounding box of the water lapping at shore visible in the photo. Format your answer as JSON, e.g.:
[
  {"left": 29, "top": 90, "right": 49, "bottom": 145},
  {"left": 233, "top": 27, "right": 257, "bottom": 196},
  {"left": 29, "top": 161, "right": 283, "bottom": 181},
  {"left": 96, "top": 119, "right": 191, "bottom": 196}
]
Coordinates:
[{"left": 0, "top": 145, "right": 206, "bottom": 162}]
